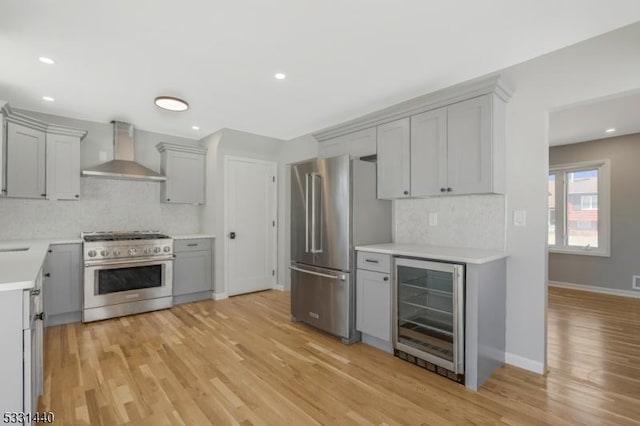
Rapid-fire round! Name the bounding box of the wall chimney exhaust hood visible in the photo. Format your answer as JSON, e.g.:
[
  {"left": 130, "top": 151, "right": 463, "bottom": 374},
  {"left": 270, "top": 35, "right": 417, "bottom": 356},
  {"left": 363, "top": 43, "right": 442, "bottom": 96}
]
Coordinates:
[{"left": 81, "top": 121, "right": 166, "bottom": 182}]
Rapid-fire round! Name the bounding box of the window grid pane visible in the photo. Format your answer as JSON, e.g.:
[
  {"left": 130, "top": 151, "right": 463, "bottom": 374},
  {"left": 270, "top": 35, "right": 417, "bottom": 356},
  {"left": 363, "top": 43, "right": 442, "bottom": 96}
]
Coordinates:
[
  {"left": 566, "top": 169, "right": 598, "bottom": 248},
  {"left": 548, "top": 174, "right": 556, "bottom": 245}
]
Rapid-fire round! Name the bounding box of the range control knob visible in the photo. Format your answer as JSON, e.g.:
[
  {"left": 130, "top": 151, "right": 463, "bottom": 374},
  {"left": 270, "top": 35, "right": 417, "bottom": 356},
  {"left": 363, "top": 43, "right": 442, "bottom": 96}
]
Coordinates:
[
  {"left": 144, "top": 247, "right": 152, "bottom": 255},
  {"left": 113, "top": 249, "right": 121, "bottom": 257},
  {"left": 163, "top": 246, "right": 171, "bottom": 253},
  {"left": 88, "top": 250, "right": 97, "bottom": 257},
  {"left": 128, "top": 248, "right": 137, "bottom": 256},
  {"left": 100, "top": 249, "right": 109, "bottom": 257},
  {"left": 154, "top": 247, "right": 161, "bottom": 254}
]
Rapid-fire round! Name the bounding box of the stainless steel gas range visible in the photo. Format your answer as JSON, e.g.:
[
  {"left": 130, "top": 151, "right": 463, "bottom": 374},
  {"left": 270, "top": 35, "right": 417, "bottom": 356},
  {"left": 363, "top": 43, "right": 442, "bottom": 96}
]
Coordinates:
[{"left": 82, "top": 231, "right": 174, "bottom": 322}]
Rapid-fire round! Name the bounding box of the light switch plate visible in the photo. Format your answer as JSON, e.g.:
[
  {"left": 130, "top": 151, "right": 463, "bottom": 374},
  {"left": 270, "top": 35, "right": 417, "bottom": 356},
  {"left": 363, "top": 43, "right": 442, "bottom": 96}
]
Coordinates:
[
  {"left": 428, "top": 212, "right": 438, "bottom": 226},
  {"left": 513, "top": 210, "right": 527, "bottom": 227}
]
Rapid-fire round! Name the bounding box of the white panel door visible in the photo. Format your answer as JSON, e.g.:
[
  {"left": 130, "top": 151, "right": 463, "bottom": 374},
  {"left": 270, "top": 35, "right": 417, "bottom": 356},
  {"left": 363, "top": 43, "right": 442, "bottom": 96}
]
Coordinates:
[
  {"left": 377, "top": 118, "right": 411, "bottom": 199},
  {"left": 226, "top": 157, "right": 277, "bottom": 296},
  {"left": 46, "top": 133, "right": 80, "bottom": 200},
  {"left": 411, "top": 107, "right": 448, "bottom": 196},
  {"left": 447, "top": 95, "right": 492, "bottom": 194},
  {"left": 6, "top": 122, "right": 46, "bottom": 199}
]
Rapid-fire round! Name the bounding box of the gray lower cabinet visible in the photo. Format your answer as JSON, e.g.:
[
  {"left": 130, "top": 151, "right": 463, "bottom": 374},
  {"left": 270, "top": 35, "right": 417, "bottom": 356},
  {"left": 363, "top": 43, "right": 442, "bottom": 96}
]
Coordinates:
[
  {"left": 44, "top": 243, "right": 83, "bottom": 326},
  {"left": 0, "top": 270, "right": 44, "bottom": 423},
  {"left": 356, "top": 251, "right": 393, "bottom": 353},
  {"left": 173, "top": 238, "right": 214, "bottom": 304}
]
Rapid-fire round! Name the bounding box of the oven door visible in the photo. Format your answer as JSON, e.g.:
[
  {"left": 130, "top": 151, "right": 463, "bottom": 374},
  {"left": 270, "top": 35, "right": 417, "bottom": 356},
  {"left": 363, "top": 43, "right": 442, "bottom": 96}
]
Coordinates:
[{"left": 84, "top": 257, "right": 173, "bottom": 309}]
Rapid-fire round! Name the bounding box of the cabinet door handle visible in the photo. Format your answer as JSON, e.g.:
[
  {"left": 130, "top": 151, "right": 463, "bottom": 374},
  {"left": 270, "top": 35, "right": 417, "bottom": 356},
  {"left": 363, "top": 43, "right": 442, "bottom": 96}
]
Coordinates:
[
  {"left": 41, "top": 193, "right": 46, "bottom": 197},
  {"left": 30, "top": 289, "right": 41, "bottom": 296},
  {"left": 383, "top": 276, "right": 389, "bottom": 281},
  {"left": 403, "top": 190, "right": 409, "bottom": 195},
  {"left": 186, "top": 243, "right": 198, "bottom": 247},
  {"left": 45, "top": 273, "right": 50, "bottom": 277},
  {"left": 75, "top": 194, "right": 79, "bottom": 198},
  {"left": 440, "top": 188, "right": 446, "bottom": 192},
  {"left": 364, "top": 259, "right": 379, "bottom": 264},
  {"left": 447, "top": 188, "right": 452, "bottom": 192}
]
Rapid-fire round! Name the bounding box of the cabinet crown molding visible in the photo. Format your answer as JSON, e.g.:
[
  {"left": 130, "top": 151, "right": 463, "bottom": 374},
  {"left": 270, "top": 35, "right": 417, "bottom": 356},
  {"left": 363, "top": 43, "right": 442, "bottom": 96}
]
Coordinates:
[
  {"left": 156, "top": 142, "right": 207, "bottom": 155},
  {"left": 313, "top": 75, "right": 512, "bottom": 142},
  {"left": 1, "top": 104, "right": 88, "bottom": 140}
]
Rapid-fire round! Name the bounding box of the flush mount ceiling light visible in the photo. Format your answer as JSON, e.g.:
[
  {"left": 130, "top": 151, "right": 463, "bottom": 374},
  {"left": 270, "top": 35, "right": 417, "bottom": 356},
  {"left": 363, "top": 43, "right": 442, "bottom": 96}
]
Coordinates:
[
  {"left": 38, "top": 56, "right": 55, "bottom": 65},
  {"left": 154, "top": 96, "right": 189, "bottom": 112},
  {"left": 605, "top": 128, "right": 616, "bottom": 133},
  {"left": 274, "top": 73, "right": 286, "bottom": 80},
  {"left": 42, "top": 96, "right": 55, "bottom": 102}
]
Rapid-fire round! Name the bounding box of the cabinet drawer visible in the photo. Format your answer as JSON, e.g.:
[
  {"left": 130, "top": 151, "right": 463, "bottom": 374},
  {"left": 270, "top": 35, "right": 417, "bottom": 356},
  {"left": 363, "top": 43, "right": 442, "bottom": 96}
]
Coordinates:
[
  {"left": 174, "top": 238, "right": 212, "bottom": 253},
  {"left": 357, "top": 251, "right": 391, "bottom": 273}
]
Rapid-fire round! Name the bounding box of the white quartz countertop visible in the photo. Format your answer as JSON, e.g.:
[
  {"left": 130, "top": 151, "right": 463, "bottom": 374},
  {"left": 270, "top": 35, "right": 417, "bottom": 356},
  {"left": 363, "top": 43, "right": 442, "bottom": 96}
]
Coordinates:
[
  {"left": 0, "top": 240, "right": 52, "bottom": 291},
  {"left": 355, "top": 243, "right": 507, "bottom": 264},
  {"left": 172, "top": 234, "right": 216, "bottom": 240}
]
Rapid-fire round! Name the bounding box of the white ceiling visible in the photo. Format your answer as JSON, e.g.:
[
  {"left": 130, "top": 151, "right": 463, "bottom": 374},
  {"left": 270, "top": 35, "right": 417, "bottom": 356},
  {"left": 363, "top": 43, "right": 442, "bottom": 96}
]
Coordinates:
[
  {"left": 1, "top": 1, "right": 640, "bottom": 141},
  {"left": 549, "top": 91, "right": 640, "bottom": 146}
]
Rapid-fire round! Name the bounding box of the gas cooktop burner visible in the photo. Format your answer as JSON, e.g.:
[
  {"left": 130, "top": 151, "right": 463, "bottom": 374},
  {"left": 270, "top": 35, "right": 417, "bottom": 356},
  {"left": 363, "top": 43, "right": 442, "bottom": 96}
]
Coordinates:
[{"left": 82, "top": 231, "right": 171, "bottom": 242}]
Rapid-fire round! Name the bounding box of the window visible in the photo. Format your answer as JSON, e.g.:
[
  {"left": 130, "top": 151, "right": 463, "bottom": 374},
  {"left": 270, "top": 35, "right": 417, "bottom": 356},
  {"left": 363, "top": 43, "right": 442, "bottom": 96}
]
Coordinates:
[{"left": 548, "top": 160, "right": 610, "bottom": 256}]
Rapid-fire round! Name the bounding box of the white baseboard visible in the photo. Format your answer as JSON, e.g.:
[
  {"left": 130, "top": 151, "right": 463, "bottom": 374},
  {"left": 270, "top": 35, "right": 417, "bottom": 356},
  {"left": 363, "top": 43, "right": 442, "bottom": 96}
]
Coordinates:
[
  {"left": 549, "top": 280, "right": 640, "bottom": 299},
  {"left": 273, "top": 284, "right": 285, "bottom": 291},
  {"left": 505, "top": 352, "right": 545, "bottom": 374},
  {"left": 213, "top": 292, "right": 228, "bottom": 301}
]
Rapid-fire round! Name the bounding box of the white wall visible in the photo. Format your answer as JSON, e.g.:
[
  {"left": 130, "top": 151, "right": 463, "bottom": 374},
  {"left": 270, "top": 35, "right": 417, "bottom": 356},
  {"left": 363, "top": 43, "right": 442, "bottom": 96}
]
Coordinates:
[
  {"left": 498, "top": 22, "right": 640, "bottom": 372},
  {"left": 276, "top": 135, "right": 318, "bottom": 290},
  {"left": 201, "top": 129, "right": 284, "bottom": 296},
  {"left": 0, "top": 110, "right": 202, "bottom": 240}
]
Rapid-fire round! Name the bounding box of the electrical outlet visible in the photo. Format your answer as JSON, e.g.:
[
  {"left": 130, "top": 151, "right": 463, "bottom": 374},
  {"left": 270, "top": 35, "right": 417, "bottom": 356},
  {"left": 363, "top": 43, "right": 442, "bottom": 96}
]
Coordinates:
[
  {"left": 633, "top": 275, "right": 640, "bottom": 290},
  {"left": 428, "top": 212, "right": 438, "bottom": 226}
]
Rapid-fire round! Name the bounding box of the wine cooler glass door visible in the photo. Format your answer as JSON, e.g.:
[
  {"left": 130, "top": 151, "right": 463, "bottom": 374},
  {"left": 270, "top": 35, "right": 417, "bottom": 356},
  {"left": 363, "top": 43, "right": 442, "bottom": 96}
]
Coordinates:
[{"left": 394, "top": 258, "right": 464, "bottom": 374}]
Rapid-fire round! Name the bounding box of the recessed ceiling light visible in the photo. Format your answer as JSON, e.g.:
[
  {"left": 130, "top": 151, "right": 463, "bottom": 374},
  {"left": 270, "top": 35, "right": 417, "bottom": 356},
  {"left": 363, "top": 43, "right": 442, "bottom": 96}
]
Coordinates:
[
  {"left": 274, "top": 73, "right": 286, "bottom": 80},
  {"left": 605, "top": 128, "right": 616, "bottom": 133},
  {"left": 38, "top": 57, "right": 55, "bottom": 65},
  {"left": 192, "top": 125, "right": 200, "bottom": 130},
  {"left": 154, "top": 96, "right": 189, "bottom": 111},
  {"left": 42, "top": 96, "right": 55, "bottom": 102}
]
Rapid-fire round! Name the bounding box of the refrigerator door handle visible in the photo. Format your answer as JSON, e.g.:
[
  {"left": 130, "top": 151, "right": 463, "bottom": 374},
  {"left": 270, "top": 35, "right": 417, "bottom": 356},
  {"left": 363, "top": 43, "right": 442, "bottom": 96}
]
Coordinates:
[
  {"left": 310, "top": 173, "right": 323, "bottom": 254},
  {"left": 289, "top": 265, "right": 344, "bottom": 281},
  {"left": 305, "top": 173, "right": 310, "bottom": 253}
]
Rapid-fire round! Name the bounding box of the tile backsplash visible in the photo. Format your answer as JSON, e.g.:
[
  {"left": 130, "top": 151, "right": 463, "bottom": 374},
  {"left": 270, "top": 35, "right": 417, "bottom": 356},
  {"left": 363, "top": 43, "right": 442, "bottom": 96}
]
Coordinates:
[
  {"left": 394, "top": 194, "right": 506, "bottom": 251},
  {"left": 0, "top": 178, "right": 201, "bottom": 240}
]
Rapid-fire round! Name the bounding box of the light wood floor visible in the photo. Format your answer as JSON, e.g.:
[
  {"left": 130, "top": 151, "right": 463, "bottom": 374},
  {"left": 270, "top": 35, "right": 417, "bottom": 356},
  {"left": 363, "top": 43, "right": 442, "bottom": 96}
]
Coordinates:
[{"left": 41, "top": 287, "right": 640, "bottom": 425}]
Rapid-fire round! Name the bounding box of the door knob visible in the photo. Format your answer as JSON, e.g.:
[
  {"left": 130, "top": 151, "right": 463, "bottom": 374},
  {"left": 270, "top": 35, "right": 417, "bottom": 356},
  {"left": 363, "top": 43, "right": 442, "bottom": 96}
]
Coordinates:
[{"left": 229, "top": 232, "right": 236, "bottom": 239}]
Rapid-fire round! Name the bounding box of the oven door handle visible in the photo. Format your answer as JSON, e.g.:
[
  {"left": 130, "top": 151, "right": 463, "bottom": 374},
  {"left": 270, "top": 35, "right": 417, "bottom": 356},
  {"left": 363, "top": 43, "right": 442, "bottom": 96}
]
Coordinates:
[{"left": 85, "top": 256, "right": 173, "bottom": 267}]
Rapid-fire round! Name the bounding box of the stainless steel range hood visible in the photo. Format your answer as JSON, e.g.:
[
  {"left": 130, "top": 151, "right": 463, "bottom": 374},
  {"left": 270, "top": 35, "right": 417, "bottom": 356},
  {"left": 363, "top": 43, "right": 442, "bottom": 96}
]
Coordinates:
[{"left": 81, "top": 121, "right": 166, "bottom": 182}]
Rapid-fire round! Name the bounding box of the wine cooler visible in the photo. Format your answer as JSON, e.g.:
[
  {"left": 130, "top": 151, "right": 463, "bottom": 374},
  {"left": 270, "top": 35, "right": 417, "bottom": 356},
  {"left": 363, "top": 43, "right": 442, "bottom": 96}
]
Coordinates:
[{"left": 393, "top": 257, "right": 465, "bottom": 383}]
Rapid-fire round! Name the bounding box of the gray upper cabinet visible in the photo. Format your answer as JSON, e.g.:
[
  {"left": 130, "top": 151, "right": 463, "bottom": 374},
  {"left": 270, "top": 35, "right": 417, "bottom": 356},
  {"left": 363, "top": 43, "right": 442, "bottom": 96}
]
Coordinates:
[
  {"left": 1, "top": 104, "right": 87, "bottom": 200},
  {"left": 157, "top": 142, "right": 207, "bottom": 204},
  {"left": 318, "top": 127, "right": 377, "bottom": 159},
  {"left": 46, "top": 133, "right": 81, "bottom": 200},
  {"left": 377, "top": 118, "right": 411, "bottom": 199},
  {"left": 411, "top": 107, "right": 448, "bottom": 197},
  {"left": 446, "top": 94, "right": 504, "bottom": 195},
  {"left": 312, "top": 77, "right": 510, "bottom": 200},
  {"left": 379, "top": 94, "right": 506, "bottom": 199},
  {"left": 44, "top": 244, "right": 83, "bottom": 325},
  {"left": 6, "top": 122, "right": 46, "bottom": 199}
]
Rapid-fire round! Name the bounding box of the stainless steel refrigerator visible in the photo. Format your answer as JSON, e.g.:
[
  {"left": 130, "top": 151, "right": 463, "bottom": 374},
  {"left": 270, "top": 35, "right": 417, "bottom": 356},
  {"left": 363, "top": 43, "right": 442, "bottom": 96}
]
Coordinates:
[{"left": 290, "top": 155, "right": 391, "bottom": 343}]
